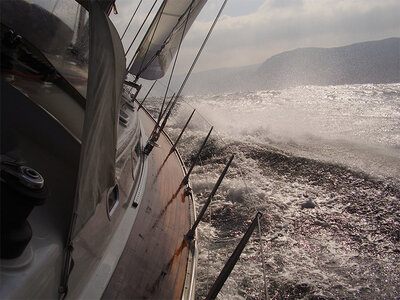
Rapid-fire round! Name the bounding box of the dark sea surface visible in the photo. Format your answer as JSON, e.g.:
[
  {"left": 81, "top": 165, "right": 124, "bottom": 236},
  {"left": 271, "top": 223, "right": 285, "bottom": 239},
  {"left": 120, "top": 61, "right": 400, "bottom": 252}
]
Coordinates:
[{"left": 145, "top": 83, "right": 400, "bottom": 299}]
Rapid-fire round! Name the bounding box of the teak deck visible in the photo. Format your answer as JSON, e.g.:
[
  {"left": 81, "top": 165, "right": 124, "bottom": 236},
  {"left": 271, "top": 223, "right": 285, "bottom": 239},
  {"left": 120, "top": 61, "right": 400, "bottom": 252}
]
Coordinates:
[{"left": 102, "top": 109, "right": 193, "bottom": 299}]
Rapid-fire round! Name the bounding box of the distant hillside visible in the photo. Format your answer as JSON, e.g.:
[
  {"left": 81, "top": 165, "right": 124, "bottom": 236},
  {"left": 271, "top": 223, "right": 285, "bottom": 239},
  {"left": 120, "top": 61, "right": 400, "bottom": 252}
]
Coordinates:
[
  {"left": 256, "top": 37, "right": 400, "bottom": 89},
  {"left": 181, "top": 38, "right": 400, "bottom": 95}
]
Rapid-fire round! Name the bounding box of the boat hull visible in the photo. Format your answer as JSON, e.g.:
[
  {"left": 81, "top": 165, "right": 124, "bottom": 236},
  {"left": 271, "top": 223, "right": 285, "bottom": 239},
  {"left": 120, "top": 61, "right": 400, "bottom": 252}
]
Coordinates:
[{"left": 102, "top": 106, "right": 197, "bottom": 299}]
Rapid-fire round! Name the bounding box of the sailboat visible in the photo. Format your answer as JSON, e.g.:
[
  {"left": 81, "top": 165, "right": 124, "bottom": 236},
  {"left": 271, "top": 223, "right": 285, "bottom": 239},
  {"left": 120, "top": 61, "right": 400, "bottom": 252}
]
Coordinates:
[{"left": 0, "top": 0, "right": 216, "bottom": 298}]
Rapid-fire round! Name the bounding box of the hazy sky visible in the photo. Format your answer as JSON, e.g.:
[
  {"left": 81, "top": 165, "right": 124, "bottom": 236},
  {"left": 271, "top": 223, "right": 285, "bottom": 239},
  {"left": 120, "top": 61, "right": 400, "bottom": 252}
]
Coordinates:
[{"left": 110, "top": 0, "right": 400, "bottom": 74}]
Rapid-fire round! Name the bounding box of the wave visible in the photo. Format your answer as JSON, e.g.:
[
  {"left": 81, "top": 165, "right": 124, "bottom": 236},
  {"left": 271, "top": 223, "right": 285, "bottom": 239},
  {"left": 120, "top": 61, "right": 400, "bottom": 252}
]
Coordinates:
[
  {"left": 184, "top": 137, "right": 400, "bottom": 299},
  {"left": 146, "top": 83, "right": 400, "bottom": 299}
]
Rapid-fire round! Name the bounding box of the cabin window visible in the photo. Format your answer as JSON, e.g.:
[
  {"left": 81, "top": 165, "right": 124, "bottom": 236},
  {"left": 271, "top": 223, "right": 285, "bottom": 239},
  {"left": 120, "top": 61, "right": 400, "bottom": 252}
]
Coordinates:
[{"left": 1, "top": 0, "right": 89, "bottom": 97}]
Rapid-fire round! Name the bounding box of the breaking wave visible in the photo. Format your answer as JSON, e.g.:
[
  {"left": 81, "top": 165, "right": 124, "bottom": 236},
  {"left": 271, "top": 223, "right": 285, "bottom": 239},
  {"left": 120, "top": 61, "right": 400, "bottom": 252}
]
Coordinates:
[{"left": 147, "top": 83, "right": 400, "bottom": 299}]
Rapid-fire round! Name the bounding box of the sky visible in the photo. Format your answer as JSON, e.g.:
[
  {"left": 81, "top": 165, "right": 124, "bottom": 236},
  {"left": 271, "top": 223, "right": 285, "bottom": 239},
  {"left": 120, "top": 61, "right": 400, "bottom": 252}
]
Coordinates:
[{"left": 110, "top": 0, "right": 400, "bottom": 75}]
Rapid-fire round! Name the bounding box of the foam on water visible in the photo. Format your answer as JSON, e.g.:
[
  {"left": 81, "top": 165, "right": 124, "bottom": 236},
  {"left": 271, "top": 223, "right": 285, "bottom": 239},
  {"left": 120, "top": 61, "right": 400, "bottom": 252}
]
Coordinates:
[
  {"left": 146, "top": 83, "right": 400, "bottom": 299},
  {"left": 184, "top": 83, "right": 400, "bottom": 179}
]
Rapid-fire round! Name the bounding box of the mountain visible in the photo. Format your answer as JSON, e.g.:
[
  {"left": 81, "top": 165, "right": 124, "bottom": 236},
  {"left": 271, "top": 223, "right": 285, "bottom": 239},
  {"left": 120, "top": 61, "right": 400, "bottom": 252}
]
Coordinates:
[
  {"left": 181, "top": 37, "right": 400, "bottom": 95},
  {"left": 256, "top": 37, "right": 400, "bottom": 89}
]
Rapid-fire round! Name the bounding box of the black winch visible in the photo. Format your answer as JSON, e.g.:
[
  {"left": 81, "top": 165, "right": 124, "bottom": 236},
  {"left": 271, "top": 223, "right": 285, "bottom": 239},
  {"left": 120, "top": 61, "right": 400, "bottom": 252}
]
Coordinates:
[{"left": 0, "top": 154, "right": 48, "bottom": 259}]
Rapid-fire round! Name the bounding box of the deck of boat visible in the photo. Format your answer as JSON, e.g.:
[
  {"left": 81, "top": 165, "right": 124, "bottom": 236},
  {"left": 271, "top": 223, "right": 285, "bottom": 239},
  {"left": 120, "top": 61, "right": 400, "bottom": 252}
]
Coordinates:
[{"left": 102, "top": 108, "right": 195, "bottom": 299}]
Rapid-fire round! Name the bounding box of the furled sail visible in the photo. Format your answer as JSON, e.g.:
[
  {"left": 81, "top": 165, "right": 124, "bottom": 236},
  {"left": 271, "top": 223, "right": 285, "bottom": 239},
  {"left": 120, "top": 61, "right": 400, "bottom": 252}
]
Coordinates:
[
  {"left": 129, "top": 0, "right": 207, "bottom": 80},
  {"left": 73, "top": 0, "right": 126, "bottom": 236}
]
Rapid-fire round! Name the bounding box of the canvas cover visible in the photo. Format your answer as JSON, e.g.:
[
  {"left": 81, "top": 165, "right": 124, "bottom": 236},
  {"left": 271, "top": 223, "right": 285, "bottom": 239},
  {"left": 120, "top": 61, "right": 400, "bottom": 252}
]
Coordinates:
[
  {"left": 129, "top": 0, "right": 207, "bottom": 80},
  {"left": 73, "top": 0, "right": 126, "bottom": 237}
]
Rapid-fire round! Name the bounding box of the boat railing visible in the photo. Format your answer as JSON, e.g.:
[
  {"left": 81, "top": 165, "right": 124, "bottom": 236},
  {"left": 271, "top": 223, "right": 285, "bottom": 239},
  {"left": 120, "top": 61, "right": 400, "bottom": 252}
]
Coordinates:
[
  {"left": 136, "top": 86, "right": 270, "bottom": 299},
  {"left": 122, "top": 0, "right": 269, "bottom": 296}
]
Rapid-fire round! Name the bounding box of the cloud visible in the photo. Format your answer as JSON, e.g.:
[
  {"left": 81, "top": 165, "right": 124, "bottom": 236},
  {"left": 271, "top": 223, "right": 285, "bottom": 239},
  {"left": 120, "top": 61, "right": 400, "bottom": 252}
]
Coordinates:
[
  {"left": 178, "top": 0, "right": 400, "bottom": 73},
  {"left": 110, "top": 0, "right": 399, "bottom": 75}
]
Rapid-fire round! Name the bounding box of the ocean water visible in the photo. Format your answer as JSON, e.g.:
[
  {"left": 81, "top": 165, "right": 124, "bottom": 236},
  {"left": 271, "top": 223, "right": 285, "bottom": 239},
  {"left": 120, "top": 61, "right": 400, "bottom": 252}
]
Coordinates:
[{"left": 146, "top": 83, "right": 400, "bottom": 299}]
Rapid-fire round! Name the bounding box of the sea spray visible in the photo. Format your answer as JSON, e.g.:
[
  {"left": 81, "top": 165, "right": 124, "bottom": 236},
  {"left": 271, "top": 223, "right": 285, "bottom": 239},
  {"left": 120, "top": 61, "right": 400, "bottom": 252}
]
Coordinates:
[{"left": 145, "top": 83, "right": 400, "bottom": 299}]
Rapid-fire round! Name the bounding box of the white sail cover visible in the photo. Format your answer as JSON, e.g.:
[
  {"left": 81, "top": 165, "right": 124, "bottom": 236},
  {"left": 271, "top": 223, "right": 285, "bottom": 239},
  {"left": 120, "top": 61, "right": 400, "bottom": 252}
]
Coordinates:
[
  {"left": 129, "top": 0, "right": 207, "bottom": 80},
  {"left": 73, "top": 0, "right": 126, "bottom": 236}
]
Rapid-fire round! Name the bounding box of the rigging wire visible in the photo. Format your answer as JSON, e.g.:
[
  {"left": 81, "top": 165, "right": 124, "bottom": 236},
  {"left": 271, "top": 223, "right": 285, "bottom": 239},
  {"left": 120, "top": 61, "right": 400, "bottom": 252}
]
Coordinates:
[
  {"left": 157, "top": 83, "right": 268, "bottom": 300},
  {"left": 52, "top": 0, "right": 61, "bottom": 13},
  {"left": 125, "top": 0, "right": 159, "bottom": 57},
  {"left": 257, "top": 214, "right": 269, "bottom": 300},
  {"left": 175, "top": 105, "right": 268, "bottom": 299},
  {"left": 144, "top": 0, "right": 230, "bottom": 146},
  {"left": 136, "top": 0, "right": 223, "bottom": 105},
  {"left": 72, "top": 4, "right": 80, "bottom": 36},
  {"left": 156, "top": 0, "right": 195, "bottom": 127},
  {"left": 134, "top": 1, "right": 167, "bottom": 78},
  {"left": 175, "top": 0, "right": 229, "bottom": 100},
  {"left": 201, "top": 155, "right": 213, "bottom": 293},
  {"left": 136, "top": 0, "right": 205, "bottom": 80},
  {"left": 121, "top": 0, "right": 143, "bottom": 40},
  {"left": 138, "top": 80, "right": 157, "bottom": 110},
  {"left": 155, "top": 87, "right": 268, "bottom": 297},
  {"left": 206, "top": 199, "right": 212, "bottom": 293},
  {"left": 196, "top": 154, "right": 213, "bottom": 293},
  {"left": 136, "top": 2, "right": 268, "bottom": 295}
]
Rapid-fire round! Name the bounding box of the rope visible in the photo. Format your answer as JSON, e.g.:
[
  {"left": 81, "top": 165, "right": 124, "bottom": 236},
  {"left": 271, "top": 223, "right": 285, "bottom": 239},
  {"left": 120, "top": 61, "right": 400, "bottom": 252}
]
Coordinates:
[{"left": 121, "top": 0, "right": 143, "bottom": 40}]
